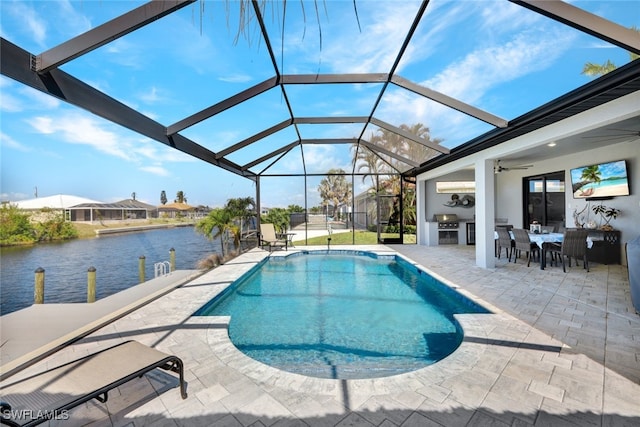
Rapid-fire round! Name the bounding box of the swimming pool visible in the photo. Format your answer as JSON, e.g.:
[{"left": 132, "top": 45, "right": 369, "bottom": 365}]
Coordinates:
[{"left": 195, "top": 250, "right": 489, "bottom": 379}]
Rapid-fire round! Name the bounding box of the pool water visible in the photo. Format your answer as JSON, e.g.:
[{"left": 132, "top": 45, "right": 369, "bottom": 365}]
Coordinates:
[{"left": 196, "top": 251, "right": 489, "bottom": 379}]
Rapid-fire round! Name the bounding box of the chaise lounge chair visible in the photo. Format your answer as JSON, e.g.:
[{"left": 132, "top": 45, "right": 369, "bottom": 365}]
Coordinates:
[
  {"left": 259, "top": 223, "right": 288, "bottom": 252},
  {"left": 0, "top": 340, "right": 187, "bottom": 426}
]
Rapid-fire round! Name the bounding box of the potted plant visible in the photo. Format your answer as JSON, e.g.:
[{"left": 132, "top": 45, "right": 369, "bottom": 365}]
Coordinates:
[{"left": 591, "top": 204, "right": 621, "bottom": 231}]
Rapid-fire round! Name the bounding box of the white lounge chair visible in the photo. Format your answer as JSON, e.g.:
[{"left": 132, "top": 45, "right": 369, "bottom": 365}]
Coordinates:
[
  {"left": 0, "top": 341, "right": 187, "bottom": 426},
  {"left": 259, "top": 223, "right": 288, "bottom": 252}
]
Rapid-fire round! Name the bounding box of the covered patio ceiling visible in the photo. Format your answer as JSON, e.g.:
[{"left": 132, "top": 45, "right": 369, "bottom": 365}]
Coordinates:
[{"left": 1, "top": 0, "right": 639, "bottom": 185}]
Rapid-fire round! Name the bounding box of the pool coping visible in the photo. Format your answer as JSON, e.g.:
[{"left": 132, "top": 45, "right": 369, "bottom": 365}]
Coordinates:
[
  {"left": 4, "top": 244, "right": 633, "bottom": 425},
  {"left": 192, "top": 246, "right": 500, "bottom": 396}
]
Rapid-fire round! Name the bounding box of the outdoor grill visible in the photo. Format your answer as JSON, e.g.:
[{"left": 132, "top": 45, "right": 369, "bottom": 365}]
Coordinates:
[
  {"left": 434, "top": 214, "right": 459, "bottom": 245},
  {"left": 434, "top": 214, "right": 459, "bottom": 229}
]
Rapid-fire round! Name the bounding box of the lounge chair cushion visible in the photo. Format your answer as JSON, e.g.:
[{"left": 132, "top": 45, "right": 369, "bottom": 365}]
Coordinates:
[{"left": 0, "top": 341, "right": 186, "bottom": 426}]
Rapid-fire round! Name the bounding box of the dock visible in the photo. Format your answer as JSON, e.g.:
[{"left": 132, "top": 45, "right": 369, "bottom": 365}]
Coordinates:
[{"left": 0, "top": 269, "right": 203, "bottom": 381}]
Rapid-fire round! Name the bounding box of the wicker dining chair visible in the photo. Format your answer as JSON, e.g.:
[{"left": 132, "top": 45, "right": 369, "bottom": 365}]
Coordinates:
[
  {"left": 496, "top": 228, "right": 514, "bottom": 261},
  {"left": 545, "top": 229, "right": 590, "bottom": 272},
  {"left": 511, "top": 228, "right": 540, "bottom": 267}
]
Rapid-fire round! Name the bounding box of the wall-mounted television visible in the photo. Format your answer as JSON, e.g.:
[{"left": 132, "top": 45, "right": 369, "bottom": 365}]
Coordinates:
[{"left": 570, "top": 159, "right": 630, "bottom": 199}]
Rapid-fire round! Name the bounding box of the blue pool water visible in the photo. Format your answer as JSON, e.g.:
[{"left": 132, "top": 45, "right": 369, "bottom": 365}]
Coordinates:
[{"left": 195, "top": 251, "right": 489, "bottom": 379}]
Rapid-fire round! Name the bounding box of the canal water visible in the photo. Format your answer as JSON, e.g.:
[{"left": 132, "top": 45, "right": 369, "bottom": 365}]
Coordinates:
[{"left": 0, "top": 226, "right": 221, "bottom": 315}]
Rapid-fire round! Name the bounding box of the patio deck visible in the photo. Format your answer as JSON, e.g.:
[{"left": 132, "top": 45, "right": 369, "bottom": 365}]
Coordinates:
[{"left": 1, "top": 244, "right": 638, "bottom": 426}]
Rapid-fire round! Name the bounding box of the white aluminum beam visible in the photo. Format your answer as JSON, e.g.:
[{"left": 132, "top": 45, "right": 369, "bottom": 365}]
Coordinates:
[
  {"left": 215, "top": 119, "right": 292, "bottom": 159},
  {"left": 392, "top": 75, "right": 508, "bottom": 128},
  {"left": 33, "top": 0, "right": 195, "bottom": 73},
  {"left": 302, "top": 138, "right": 359, "bottom": 144},
  {"left": 293, "top": 117, "right": 368, "bottom": 125},
  {"left": 281, "top": 74, "right": 389, "bottom": 84},
  {"left": 2, "top": 37, "right": 253, "bottom": 180},
  {"left": 370, "top": 118, "right": 450, "bottom": 154},
  {"left": 167, "top": 77, "right": 278, "bottom": 135},
  {"left": 360, "top": 140, "right": 420, "bottom": 168},
  {"left": 242, "top": 141, "right": 299, "bottom": 171},
  {"left": 513, "top": 0, "right": 640, "bottom": 54}
]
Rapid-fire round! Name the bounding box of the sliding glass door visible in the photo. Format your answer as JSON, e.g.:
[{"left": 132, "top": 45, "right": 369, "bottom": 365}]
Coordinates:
[{"left": 523, "top": 171, "right": 565, "bottom": 230}]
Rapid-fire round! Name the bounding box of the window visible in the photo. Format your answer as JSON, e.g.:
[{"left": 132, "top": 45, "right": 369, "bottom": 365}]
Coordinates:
[{"left": 524, "top": 172, "right": 565, "bottom": 228}]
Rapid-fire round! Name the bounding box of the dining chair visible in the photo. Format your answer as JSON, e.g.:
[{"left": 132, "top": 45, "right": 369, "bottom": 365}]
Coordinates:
[
  {"left": 511, "top": 228, "right": 539, "bottom": 267},
  {"left": 545, "top": 229, "right": 590, "bottom": 273},
  {"left": 496, "top": 228, "right": 514, "bottom": 261}
]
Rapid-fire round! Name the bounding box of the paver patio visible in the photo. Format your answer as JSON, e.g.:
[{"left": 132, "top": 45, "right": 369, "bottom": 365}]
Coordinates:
[{"left": 1, "top": 244, "right": 638, "bottom": 426}]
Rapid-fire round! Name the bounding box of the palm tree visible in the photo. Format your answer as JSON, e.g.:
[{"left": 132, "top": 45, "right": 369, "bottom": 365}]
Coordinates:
[
  {"left": 350, "top": 123, "right": 444, "bottom": 233},
  {"left": 398, "top": 123, "right": 443, "bottom": 165},
  {"left": 225, "top": 197, "right": 256, "bottom": 237},
  {"left": 196, "top": 208, "right": 238, "bottom": 258},
  {"left": 351, "top": 143, "right": 383, "bottom": 190},
  {"left": 318, "top": 169, "right": 352, "bottom": 220},
  {"left": 175, "top": 191, "right": 186, "bottom": 204},
  {"left": 581, "top": 164, "right": 602, "bottom": 185},
  {"left": 261, "top": 207, "right": 290, "bottom": 233},
  {"left": 582, "top": 26, "right": 639, "bottom": 77},
  {"left": 581, "top": 60, "right": 618, "bottom": 77}
]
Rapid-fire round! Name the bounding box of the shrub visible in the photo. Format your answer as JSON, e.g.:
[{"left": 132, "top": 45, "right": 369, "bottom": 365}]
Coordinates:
[
  {"left": 0, "top": 205, "right": 77, "bottom": 246},
  {"left": 0, "top": 204, "right": 36, "bottom": 245},
  {"left": 197, "top": 253, "right": 223, "bottom": 270}
]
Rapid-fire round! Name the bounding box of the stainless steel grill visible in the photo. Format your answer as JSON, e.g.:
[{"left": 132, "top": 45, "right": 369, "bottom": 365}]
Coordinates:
[
  {"left": 434, "top": 214, "right": 459, "bottom": 244},
  {"left": 434, "top": 214, "right": 459, "bottom": 229}
]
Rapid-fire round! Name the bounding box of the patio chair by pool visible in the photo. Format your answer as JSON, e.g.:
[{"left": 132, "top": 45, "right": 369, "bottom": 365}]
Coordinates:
[
  {"left": 544, "top": 229, "right": 590, "bottom": 273},
  {"left": 496, "top": 228, "right": 514, "bottom": 261},
  {"left": 0, "top": 341, "right": 187, "bottom": 426},
  {"left": 260, "top": 223, "right": 288, "bottom": 252},
  {"left": 511, "top": 228, "right": 539, "bottom": 267}
]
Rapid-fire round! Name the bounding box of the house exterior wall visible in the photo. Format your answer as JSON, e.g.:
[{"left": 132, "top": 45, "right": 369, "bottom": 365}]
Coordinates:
[{"left": 416, "top": 92, "right": 639, "bottom": 268}]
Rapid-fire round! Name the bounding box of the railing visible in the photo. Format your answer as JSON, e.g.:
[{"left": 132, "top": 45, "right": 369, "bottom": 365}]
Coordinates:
[{"left": 154, "top": 261, "right": 171, "bottom": 278}]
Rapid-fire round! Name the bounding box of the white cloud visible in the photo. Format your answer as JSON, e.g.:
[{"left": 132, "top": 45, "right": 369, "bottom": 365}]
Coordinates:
[
  {"left": 56, "top": 0, "right": 91, "bottom": 36},
  {"left": 25, "top": 110, "right": 202, "bottom": 169},
  {"left": 424, "top": 28, "right": 574, "bottom": 104},
  {"left": 378, "top": 23, "right": 576, "bottom": 143},
  {"left": 135, "top": 139, "right": 196, "bottom": 163},
  {"left": 1, "top": 77, "right": 62, "bottom": 112},
  {"left": 140, "top": 165, "right": 170, "bottom": 176},
  {"left": 19, "top": 86, "right": 61, "bottom": 110},
  {"left": 0, "top": 132, "right": 31, "bottom": 152},
  {"left": 0, "top": 192, "right": 32, "bottom": 202},
  {"left": 139, "top": 86, "right": 167, "bottom": 104},
  {"left": 6, "top": 2, "right": 47, "bottom": 47},
  {"left": 219, "top": 74, "right": 253, "bottom": 83},
  {"left": 479, "top": 2, "right": 539, "bottom": 32},
  {"left": 105, "top": 39, "right": 145, "bottom": 69},
  {"left": 0, "top": 92, "right": 23, "bottom": 113},
  {"left": 301, "top": 144, "right": 351, "bottom": 173},
  {"left": 28, "top": 113, "right": 133, "bottom": 161},
  {"left": 278, "top": 1, "right": 420, "bottom": 74}
]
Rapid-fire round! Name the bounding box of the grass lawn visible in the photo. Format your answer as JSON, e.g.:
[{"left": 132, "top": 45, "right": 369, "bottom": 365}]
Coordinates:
[{"left": 292, "top": 231, "right": 416, "bottom": 245}]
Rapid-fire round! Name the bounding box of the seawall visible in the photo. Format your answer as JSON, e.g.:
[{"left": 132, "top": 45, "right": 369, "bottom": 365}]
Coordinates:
[{"left": 95, "top": 223, "right": 194, "bottom": 235}]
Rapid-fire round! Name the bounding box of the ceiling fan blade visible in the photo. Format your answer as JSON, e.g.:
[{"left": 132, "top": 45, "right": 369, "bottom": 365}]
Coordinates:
[
  {"left": 587, "top": 135, "right": 637, "bottom": 143},
  {"left": 582, "top": 131, "right": 639, "bottom": 139},
  {"left": 603, "top": 128, "right": 638, "bottom": 132}
]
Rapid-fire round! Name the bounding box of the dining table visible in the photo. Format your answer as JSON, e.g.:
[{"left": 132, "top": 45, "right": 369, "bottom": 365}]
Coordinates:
[
  {"left": 529, "top": 232, "right": 593, "bottom": 270},
  {"left": 494, "top": 231, "right": 593, "bottom": 270}
]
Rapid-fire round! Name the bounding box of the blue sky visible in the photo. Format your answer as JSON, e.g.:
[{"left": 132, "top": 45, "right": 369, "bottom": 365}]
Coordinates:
[{"left": 1, "top": 0, "right": 638, "bottom": 208}]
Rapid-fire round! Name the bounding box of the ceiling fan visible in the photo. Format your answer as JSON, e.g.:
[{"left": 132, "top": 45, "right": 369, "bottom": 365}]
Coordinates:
[
  {"left": 494, "top": 160, "right": 533, "bottom": 173},
  {"left": 581, "top": 128, "right": 640, "bottom": 143}
]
